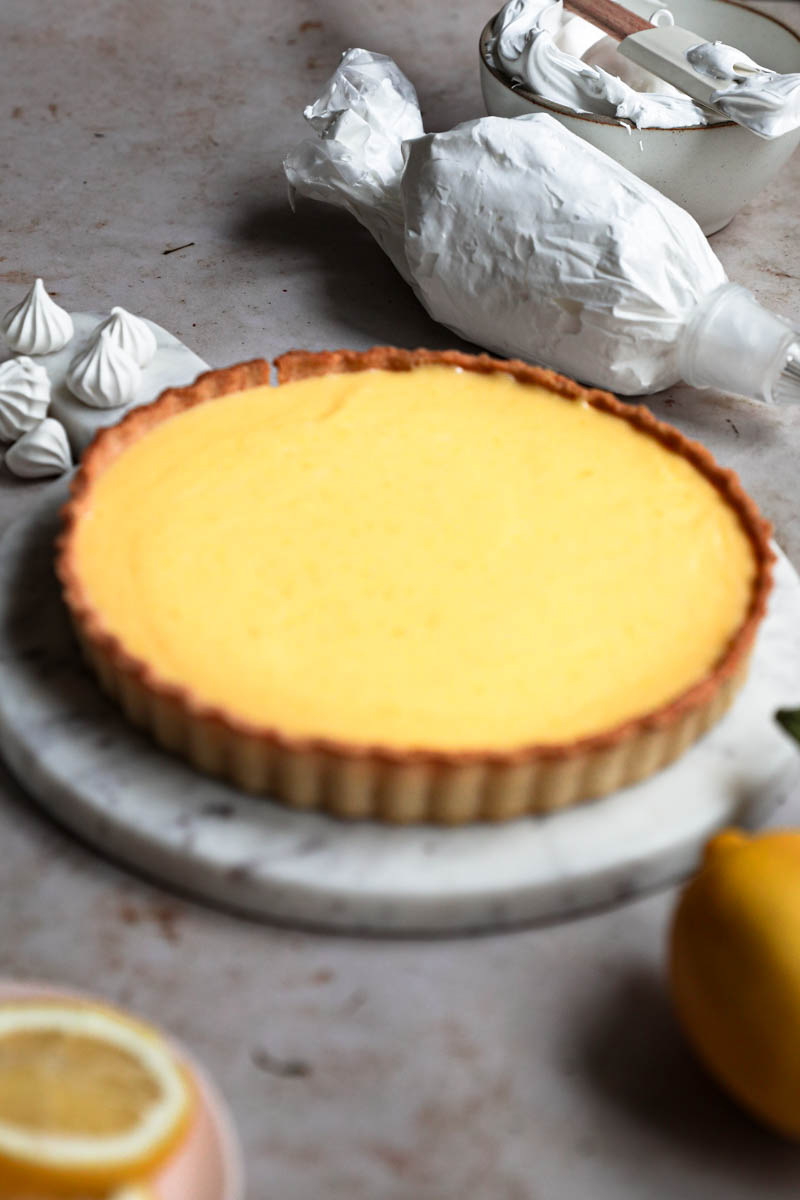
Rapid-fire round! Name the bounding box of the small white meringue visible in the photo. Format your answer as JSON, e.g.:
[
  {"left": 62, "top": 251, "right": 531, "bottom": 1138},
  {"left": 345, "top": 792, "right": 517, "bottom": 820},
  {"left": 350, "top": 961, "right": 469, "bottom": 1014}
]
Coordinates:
[
  {"left": 95, "top": 306, "right": 157, "bottom": 367},
  {"left": 5, "top": 417, "right": 72, "bottom": 479},
  {"left": 0, "top": 356, "right": 51, "bottom": 441},
  {"left": 1, "top": 278, "right": 74, "bottom": 355},
  {"left": 67, "top": 328, "right": 142, "bottom": 408}
]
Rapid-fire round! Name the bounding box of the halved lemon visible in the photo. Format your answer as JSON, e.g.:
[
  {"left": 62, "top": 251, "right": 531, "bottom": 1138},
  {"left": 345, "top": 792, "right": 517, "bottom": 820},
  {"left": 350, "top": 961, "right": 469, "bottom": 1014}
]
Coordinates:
[{"left": 0, "top": 1000, "right": 193, "bottom": 1193}]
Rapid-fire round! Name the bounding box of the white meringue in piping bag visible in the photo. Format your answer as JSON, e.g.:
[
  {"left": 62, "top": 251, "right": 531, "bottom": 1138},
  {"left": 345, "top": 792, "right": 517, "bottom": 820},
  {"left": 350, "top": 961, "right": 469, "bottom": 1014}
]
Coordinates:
[
  {"left": 67, "top": 328, "right": 142, "bottom": 408},
  {"left": 5, "top": 418, "right": 72, "bottom": 478},
  {"left": 284, "top": 49, "right": 726, "bottom": 394},
  {"left": 0, "top": 357, "right": 51, "bottom": 440},
  {"left": 285, "top": 50, "right": 800, "bottom": 402},
  {"left": 401, "top": 117, "right": 730, "bottom": 392},
  {"left": 289, "top": 49, "right": 423, "bottom": 281},
  {"left": 1, "top": 279, "right": 74, "bottom": 355},
  {"left": 95, "top": 306, "right": 157, "bottom": 367}
]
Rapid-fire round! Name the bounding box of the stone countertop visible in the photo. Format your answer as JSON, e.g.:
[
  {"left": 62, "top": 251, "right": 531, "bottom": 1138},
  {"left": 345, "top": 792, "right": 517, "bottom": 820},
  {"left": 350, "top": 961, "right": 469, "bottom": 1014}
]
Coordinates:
[{"left": 2, "top": 1, "right": 800, "bottom": 1196}]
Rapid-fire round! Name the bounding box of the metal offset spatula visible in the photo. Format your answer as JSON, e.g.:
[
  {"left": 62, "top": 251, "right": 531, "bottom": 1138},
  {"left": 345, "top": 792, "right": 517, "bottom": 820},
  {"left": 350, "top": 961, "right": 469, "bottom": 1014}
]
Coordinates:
[{"left": 565, "top": 0, "right": 800, "bottom": 139}]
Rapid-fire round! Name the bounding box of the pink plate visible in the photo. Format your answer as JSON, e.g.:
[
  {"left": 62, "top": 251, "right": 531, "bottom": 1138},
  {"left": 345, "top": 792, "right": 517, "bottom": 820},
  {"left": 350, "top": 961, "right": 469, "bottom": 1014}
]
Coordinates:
[{"left": 0, "top": 979, "right": 244, "bottom": 1200}]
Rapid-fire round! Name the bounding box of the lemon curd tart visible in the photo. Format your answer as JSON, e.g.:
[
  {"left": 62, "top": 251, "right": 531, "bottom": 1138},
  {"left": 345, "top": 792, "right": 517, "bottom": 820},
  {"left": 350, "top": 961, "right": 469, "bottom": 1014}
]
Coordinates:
[{"left": 57, "top": 349, "right": 773, "bottom": 824}]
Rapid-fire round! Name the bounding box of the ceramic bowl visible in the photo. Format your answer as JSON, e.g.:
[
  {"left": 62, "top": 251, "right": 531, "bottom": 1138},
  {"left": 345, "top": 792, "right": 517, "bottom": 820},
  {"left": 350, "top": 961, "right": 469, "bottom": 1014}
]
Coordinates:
[{"left": 479, "top": 0, "right": 800, "bottom": 234}]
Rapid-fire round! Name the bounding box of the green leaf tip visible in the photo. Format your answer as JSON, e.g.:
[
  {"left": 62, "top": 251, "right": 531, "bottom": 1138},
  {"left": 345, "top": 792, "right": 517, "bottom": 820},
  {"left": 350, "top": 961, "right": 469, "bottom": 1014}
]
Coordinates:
[{"left": 775, "top": 708, "right": 800, "bottom": 745}]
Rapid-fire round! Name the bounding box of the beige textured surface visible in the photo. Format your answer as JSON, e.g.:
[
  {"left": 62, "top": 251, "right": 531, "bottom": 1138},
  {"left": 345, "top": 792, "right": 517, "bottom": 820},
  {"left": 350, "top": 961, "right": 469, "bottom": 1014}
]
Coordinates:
[{"left": 1, "top": 1, "right": 800, "bottom": 1195}]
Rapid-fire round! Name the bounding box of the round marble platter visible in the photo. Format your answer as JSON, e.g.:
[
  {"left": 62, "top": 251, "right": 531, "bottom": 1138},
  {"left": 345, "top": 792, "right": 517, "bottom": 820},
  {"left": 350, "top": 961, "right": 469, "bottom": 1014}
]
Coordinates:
[{"left": 1, "top": 483, "right": 800, "bottom": 935}]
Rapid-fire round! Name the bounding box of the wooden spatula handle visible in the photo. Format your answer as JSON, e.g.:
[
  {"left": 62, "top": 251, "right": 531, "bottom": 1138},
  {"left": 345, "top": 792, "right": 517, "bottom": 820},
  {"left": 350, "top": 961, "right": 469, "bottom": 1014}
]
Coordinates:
[{"left": 564, "top": 0, "right": 652, "bottom": 41}]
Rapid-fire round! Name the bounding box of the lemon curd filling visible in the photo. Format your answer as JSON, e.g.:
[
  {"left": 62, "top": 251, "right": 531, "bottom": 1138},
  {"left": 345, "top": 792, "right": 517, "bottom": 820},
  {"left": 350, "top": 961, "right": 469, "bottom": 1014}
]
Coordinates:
[{"left": 72, "top": 366, "right": 756, "bottom": 751}]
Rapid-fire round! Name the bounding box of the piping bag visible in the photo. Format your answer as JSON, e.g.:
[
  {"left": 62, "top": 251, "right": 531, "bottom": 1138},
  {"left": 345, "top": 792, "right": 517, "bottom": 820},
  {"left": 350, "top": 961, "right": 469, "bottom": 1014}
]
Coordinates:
[{"left": 284, "top": 49, "right": 800, "bottom": 402}]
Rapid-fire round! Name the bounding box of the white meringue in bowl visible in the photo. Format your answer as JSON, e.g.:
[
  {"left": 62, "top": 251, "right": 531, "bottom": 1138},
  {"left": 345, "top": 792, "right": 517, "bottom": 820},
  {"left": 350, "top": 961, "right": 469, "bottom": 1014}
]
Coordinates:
[
  {"left": 67, "top": 328, "right": 142, "bottom": 408},
  {"left": 480, "top": 0, "right": 800, "bottom": 233},
  {"left": 0, "top": 357, "right": 51, "bottom": 441},
  {"left": 5, "top": 418, "right": 73, "bottom": 478},
  {"left": 95, "top": 306, "right": 157, "bottom": 368},
  {"left": 581, "top": 35, "right": 689, "bottom": 100},
  {"left": 1, "top": 278, "right": 74, "bottom": 356}
]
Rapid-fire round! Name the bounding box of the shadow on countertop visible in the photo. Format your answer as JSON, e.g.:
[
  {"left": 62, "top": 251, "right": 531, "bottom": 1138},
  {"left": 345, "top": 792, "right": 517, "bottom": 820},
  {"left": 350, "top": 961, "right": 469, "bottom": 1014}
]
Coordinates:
[
  {"left": 230, "top": 195, "right": 481, "bottom": 355},
  {"left": 573, "top": 966, "right": 800, "bottom": 1188}
]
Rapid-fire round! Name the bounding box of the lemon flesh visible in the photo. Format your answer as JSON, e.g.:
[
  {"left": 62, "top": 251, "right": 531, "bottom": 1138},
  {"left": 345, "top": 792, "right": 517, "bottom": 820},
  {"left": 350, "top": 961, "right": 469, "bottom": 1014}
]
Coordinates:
[{"left": 0, "top": 1032, "right": 161, "bottom": 1135}]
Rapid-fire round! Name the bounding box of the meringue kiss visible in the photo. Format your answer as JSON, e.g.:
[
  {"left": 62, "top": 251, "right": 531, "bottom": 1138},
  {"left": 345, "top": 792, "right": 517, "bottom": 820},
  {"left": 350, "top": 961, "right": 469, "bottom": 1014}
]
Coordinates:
[
  {"left": 96, "top": 306, "right": 157, "bottom": 368},
  {"left": 0, "top": 357, "right": 51, "bottom": 441},
  {"left": 5, "top": 417, "right": 73, "bottom": 478},
  {"left": 67, "top": 328, "right": 142, "bottom": 408},
  {"left": 1, "top": 278, "right": 74, "bottom": 355}
]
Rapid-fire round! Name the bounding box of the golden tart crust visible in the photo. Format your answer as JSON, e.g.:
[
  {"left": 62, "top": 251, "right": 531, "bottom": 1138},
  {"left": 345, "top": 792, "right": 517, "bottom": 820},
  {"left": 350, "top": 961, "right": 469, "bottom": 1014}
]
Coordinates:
[{"left": 56, "top": 348, "right": 774, "bottom": 824}]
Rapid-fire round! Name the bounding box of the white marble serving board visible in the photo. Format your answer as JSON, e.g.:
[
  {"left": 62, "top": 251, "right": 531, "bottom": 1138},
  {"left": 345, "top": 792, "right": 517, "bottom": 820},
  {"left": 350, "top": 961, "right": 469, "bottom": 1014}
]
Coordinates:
[
  {"left": 1, "top": 482, "right": 800, "bottom": 935},
  {"left": 0, "top": 312, "right": 209, "bottom": 458}
]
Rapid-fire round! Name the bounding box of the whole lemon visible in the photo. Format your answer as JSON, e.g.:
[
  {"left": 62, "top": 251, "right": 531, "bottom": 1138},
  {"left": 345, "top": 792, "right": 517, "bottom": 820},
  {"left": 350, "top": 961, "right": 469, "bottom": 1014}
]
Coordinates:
[{"left": 670, "top": 827, "right": 800, "bottom": 1139}]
